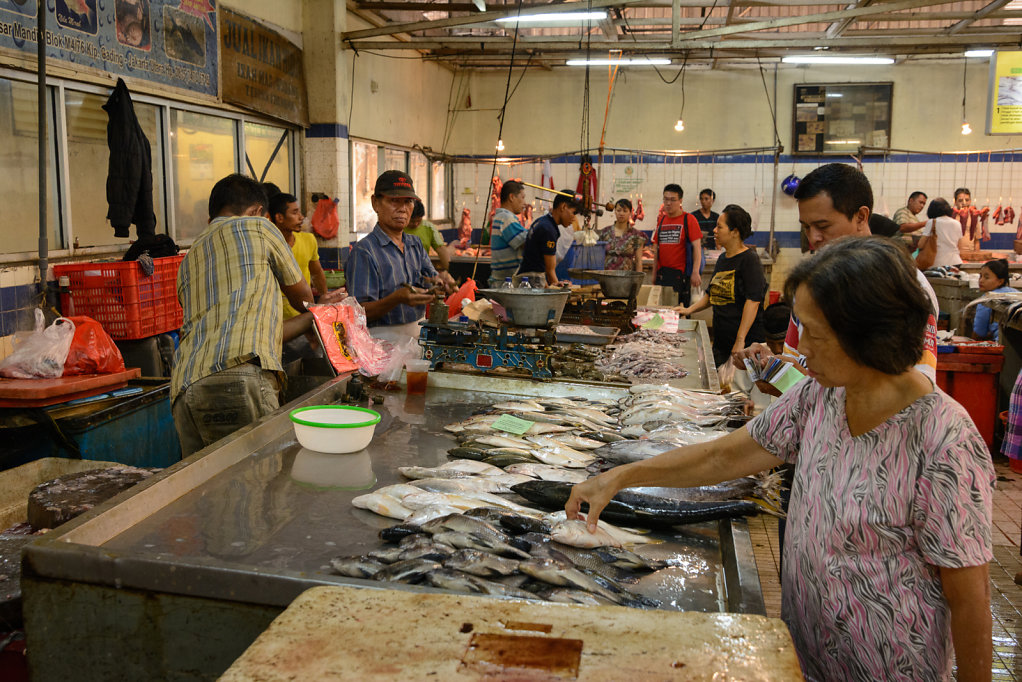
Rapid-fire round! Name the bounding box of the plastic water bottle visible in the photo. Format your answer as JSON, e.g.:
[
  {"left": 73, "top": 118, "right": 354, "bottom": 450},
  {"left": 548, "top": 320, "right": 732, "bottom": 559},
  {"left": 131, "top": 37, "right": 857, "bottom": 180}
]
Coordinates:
[
  {"left": 500, "top": 277, "right": 513, "bottom": 289},
  {"left": 519, "top": 277, "right": 532, "bottom": 289}
]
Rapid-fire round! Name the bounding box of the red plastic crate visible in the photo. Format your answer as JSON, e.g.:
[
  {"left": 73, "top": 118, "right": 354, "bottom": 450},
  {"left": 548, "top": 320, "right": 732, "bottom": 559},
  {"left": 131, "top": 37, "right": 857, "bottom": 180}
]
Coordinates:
[{"left": 54, "top": 255, "right": 185, "bottom": 340}]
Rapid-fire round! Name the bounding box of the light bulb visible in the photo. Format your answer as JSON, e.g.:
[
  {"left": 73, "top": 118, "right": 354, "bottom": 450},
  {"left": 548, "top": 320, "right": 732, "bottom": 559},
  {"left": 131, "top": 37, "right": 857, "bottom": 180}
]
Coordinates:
[
  {"left": 496, "top": 139, "right": 505, "bottom": 151},
  {"left": 961, "top": 121, "right": 972, "bottom": 135},
  {"left": 674, "top": 119, "right": 685, "bottom": 132}
]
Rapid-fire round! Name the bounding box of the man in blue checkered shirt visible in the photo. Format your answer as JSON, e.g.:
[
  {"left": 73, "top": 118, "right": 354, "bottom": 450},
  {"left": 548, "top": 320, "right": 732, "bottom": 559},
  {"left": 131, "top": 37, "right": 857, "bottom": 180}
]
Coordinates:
[{"left": 345, "top": 171, "right": 443, "bottom": 339}]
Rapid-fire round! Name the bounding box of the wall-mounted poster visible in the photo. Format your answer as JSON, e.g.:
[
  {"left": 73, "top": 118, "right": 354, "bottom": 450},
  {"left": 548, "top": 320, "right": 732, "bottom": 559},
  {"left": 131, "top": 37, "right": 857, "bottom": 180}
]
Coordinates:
[
  {"left": 988, "top": 51, "right": 1022, "bottom": 135},
  {"left": 0, "top": 0, "right": 218, "bottom": 97},
  {"left": 793, "top": 83, "right": 893, "bottom": 155}
]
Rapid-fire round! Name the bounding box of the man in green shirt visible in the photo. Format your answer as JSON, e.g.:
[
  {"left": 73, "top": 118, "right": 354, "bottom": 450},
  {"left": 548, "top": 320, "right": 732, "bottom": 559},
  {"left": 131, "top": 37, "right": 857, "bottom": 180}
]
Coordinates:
[{"left": 405, "top": 199, "right": 455, "bottom": 290}]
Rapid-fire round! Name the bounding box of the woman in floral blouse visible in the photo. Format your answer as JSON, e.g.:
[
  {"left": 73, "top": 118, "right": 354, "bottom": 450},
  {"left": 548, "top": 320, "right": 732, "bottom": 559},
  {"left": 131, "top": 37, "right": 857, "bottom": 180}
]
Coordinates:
[{"left": 598, "top": 199, "right": 646, "bottom": 271}]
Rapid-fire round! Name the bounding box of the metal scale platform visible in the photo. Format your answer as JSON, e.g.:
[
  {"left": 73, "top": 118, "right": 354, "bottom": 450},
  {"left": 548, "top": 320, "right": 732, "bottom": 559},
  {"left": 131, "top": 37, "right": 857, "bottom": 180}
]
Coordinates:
[{"left": 560, "top": 291, "right": 637, "bottom": 333}]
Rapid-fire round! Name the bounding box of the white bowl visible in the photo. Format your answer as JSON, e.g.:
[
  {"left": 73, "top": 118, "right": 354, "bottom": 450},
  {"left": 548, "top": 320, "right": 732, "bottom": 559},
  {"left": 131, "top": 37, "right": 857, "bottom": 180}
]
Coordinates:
[{"left": 289, "top": 405, "right": 381, "bottom": 453}]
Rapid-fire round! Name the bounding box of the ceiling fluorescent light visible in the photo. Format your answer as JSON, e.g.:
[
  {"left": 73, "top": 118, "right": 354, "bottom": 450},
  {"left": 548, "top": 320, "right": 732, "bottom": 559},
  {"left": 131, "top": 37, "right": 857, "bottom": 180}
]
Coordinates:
[
  {"left": 964, "top": 49, "right": 994, "bottom": 58},
  {"left": 497, "top": 11, "right": 608, "bottom": 24},
  {"left": 566, "top": 57, "right": 671, "bottom": 66},
  {"left": 782, "top": 55, "right": 894, "bottom": 65},
  {"left": 472, "top": 0, "right": 486, "bottom": 10}
]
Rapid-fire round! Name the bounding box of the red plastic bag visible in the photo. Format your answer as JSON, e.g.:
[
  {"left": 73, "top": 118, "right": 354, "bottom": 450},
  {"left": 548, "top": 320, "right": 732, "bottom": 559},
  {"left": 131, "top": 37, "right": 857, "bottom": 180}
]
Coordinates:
[
  {"left": 311, "top": 198, "right": 339, "bottom": 240},
  {"left": 63, "top": 316, "right": 126, "bottom": 376},
  {"left": 445, "top": 278, "right": 478, "bottom": 318}
]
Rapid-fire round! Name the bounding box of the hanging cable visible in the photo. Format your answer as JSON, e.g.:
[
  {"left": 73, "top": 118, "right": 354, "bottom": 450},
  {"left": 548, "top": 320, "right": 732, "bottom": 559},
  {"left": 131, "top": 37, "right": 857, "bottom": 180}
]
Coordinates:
[
  {"left": 757, "top": 57, "right": 781, "bottom": 148},
  {"left": 471, "top": 0, "right": 524, "bottom": 281}
]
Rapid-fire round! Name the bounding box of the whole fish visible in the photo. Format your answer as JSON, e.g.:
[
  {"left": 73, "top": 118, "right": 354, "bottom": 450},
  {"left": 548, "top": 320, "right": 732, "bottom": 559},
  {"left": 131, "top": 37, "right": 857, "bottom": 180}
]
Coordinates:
[
  {"left": 537, "top": 588, "right": 614, "bottom": 606},
  {"left": 467, "top": 575, "right": 540, "bottom": 601},
  {"left": 430, "top": 530, "right": 532, "bottom": 559},
  {"left": 422, "top": 513, "right": 510, "bottom": 544},
  {"left": 443, "top": 549, "right": 521, "bottom": 577},
  {"left": 379, "top": 524, "right": 422, "bottom": 543},
  {"left": 401, "top": 491, "right": 488, "bottom": 513},
  {"left": 351, "top": 493, "right": 413, "bottom": 520},
  {"left": 412, "top": 477, "right": 512, "bottom": 495},
  {"left": 505, "top": 463, "right": 588, "bottom": 484},
  {"left": 399, "top": 467, "right": 476, "bottom": 481},
  {"left": 424, "top": 568, "right": 486, "bottom": 593},
  {"left": 485, "top": 473, "right": 536, "bottom": 488},
  {"left": 590, "top": 439, "right": 679, "bottom": 465},
  {"left": 404, "top": 504, "right": 465, "bottom": 526},
  {"left": 525, "top": 435, "right": 592, "bottom": 461},
  {"left": 464, "top": 507, "right": 552, "bottom": 535},
  {"left": 492, "top": 400, "right": 545, "bottom": 412},
  {"left": 518, "top": 558, "right": 624, "bottom": 604},
  {"left": 438, "top": 459, "right": 506, "bottom": 476},
  {"left": 473, "top": 434, "right": 533, "bottom": 449},
  {"left": 547, "top": 434, "right": 605, "bottom": 451},
  {"left": 479, "top": 447, "right": 534, "bottom": 458},
  {"left": 447, "top": 447, "right": 489, "bottom": 460},
  {"left": 373, "top": 483, "right": 426, "bottom": 500},
  {"left": 544, "top": 513, "right": 655, "bottom": 547},
  {"left": 550, "top": 519, "right": 623, "bottom": 549},
  {"left": 398, "top": 538, "right": 454, "bottom": 562},
  {"left": 529, "top": 448, "right": 587, "bottom": 469},
  {"left": 373, "top": 558, "right": 443, "bottom": 584},
  {"left": 330, "top": 555, "right": 385, "bottom": 579},
  {"left": 579, "top": 430, "right": 627, "bottom": 443},
  {"left": 483, "top": 453, "right": 537, "bottom": 468},
  {"left": 368, "top": 545, "right": 406, "bottom": 563}
]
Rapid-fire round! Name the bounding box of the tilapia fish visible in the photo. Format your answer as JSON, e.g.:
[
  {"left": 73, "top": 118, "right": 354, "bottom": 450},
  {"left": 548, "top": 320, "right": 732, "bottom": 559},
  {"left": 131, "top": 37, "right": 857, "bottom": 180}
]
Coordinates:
[
  {"left": 330, "top": 555, "right": 385, "bottom": 579},
  {"left": 443, "top": 549, "right": 520, "bottom": 577},
  {"left": 518, "top": 558, "right": 625, "bottom": 604},
  {"left": 431, "top": 530, "right": 531, "bottom": 559},
  {"left": 464, "top": 507, "right": 552, "bottom": 535},
  {"left": 372, "top": 558, "right": 443, "bottom": 583}
]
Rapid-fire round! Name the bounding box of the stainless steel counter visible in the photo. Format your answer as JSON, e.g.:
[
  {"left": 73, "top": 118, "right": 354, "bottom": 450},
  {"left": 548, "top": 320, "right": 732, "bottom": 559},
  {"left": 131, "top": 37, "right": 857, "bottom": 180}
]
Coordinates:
[{"left": 21, "top": 373, "right": 755, "bottom": 680}]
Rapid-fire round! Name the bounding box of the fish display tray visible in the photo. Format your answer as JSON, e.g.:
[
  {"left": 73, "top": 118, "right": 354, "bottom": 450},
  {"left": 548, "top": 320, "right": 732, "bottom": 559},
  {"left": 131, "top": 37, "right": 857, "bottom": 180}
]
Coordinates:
[
  {"left": 23, "top": 378, "right": 763, "bottom": 679},
  {"left": 554, "top": 324, "right": 619, "bottom": 346}
]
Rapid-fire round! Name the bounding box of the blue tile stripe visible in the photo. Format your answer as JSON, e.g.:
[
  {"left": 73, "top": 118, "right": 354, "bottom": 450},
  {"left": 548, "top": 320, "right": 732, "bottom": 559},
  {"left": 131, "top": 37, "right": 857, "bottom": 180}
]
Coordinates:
[{"left": 306, "top": 123, "right": 349, "bottom": 139}]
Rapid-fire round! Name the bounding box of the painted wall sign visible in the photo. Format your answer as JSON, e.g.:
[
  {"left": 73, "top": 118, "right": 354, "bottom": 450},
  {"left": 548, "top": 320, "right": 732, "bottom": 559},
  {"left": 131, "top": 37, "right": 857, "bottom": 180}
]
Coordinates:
[
  {"left": 220, "top": 8, "right": 307, "bottom": 126},
  {"left": 987, "top": 51, "right": 1022, "bottom": 135},
  {"left": 0, "top": 0, "right": 218, "bottom": 97}
]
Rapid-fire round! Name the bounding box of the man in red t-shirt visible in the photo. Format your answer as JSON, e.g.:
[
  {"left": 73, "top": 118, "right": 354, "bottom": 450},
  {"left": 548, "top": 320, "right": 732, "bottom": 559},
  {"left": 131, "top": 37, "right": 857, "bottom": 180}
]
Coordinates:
[{"left": 652, "top": 183, "right": 702, "bottom": 306}]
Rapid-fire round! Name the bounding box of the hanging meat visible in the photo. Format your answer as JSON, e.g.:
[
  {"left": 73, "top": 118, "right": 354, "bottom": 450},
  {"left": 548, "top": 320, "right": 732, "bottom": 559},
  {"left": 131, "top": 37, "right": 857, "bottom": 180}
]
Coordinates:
[
  {"left": 457, "top": 207, "right": 472, "bottom": 247},
  {"left": 520, "top": 203, "right": 534, "bottom": 229},
  {"left": 634, "top": 197, "right": 645, "bottom": 223},
  {"left": 488, "top": 174, "right": 502, "bottom": 226},
  {"left": 576, "top": 155, "right": 598, "bottom": 216}
]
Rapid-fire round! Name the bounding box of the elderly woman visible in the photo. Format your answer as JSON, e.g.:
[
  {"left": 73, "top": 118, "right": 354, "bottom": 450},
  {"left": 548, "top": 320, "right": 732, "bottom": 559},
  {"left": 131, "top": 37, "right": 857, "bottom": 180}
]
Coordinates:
[
  {"left": 674, "top": 204, "right": 766, "bottom": 367},
  {"left": 567, "top": 237, "right": 993, "bottom": 681}
]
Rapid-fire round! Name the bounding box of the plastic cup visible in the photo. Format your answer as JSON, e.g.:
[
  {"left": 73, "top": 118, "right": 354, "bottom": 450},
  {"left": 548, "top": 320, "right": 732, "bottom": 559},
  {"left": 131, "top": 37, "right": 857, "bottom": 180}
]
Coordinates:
[{"left": 405, "top": 358, "right": 431, "bottom": 394}]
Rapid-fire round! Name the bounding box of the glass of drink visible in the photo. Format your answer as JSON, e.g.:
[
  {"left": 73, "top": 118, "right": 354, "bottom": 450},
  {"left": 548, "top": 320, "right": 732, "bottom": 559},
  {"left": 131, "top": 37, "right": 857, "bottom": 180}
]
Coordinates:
[{"left": 404, "top": 358, "right": 431, "bottom": 394}]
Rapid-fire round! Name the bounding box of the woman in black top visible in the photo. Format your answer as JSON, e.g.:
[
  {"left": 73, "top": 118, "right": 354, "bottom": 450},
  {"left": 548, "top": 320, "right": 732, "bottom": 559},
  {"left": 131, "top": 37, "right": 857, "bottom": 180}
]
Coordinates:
[{"left": 675, "top": 204, "right": 767, "bottom": 367}]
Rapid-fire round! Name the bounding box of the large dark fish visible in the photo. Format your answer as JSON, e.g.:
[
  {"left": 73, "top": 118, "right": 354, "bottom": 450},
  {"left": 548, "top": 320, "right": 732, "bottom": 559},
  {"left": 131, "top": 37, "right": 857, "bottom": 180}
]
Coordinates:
[
  {"left": 379, "top": 524, "right": 423, "bottom": 543},
  {"left": 464, "top": 507, "right": 552, "bottom": 535},
  {"left": 511, "top": 480, "right": 766, "bottom": 528}
]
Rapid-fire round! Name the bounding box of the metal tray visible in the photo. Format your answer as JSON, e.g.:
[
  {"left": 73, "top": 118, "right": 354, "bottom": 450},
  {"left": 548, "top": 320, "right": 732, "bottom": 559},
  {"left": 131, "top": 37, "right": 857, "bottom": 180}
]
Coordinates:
[{"left": 555, "top": 324, "right": 619, "bottom": 346}]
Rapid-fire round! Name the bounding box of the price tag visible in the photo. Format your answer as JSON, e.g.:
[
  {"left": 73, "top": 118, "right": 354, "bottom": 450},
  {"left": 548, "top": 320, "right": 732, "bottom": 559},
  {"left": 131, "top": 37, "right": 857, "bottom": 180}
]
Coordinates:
[
  {"left": 491, "top": 414, "right": 534, "bottom": 435},
  {"left": 641, "top": 314, "right": 664, "bottom": 330}
]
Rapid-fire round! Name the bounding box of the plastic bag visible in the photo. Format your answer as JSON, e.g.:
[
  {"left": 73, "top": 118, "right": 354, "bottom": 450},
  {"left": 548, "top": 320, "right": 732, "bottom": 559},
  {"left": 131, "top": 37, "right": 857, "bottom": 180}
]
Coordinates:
[
  {"left": 309, "top": 297, "right": 392, "bottom": 376},
  {"left": 717, "top": 360, "right": 736, "bottom": 394},
  {"left": 0, "top": 309, "right": 76, "bottom": 379},
  {"left": 63, "top": 316, "right": 127, "bottom": 376},
  {"left": 445, "top": 278, "right": 478, "bottom": 318},
  {"left": 310, "top": 197, "right": 339, "bottom": 240},
  {"left": 378, "top": 336, "right": 421, "bottom": 384},
  {"left": 308, "top": 304, "right": 361, "bottom": 376}
]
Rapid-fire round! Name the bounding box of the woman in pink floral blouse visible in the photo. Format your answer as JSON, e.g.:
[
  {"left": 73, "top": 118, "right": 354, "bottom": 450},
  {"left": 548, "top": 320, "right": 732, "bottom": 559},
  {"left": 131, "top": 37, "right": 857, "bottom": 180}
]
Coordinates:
[
  {"left": 568, "top": 237, "right": 993, "bottom": 681},
  {"left": 598, "top": 199, "right": 646, "bottom": 271}
]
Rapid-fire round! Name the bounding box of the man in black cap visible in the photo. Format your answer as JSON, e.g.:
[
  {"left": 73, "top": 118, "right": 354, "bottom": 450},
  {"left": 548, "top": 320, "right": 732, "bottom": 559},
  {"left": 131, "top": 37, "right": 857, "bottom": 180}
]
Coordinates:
[{"left": 345, "top": 170, "right": 443, "bottom": 341}]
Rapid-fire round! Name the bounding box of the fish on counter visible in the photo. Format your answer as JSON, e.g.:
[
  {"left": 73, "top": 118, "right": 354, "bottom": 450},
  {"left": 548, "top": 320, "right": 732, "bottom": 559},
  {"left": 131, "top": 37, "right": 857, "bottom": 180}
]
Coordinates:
[
  {"left": 351, "top": 492, "right": 414, "bottom": 521},
  {"left": 505, "top": 462, "right": 588, "bottom": 484},
  {"left": 330, "top": 555, "right": 386, "bottom": 579},
  {"left": 443, "top": 549, "right": 521, "bottom": 578}
]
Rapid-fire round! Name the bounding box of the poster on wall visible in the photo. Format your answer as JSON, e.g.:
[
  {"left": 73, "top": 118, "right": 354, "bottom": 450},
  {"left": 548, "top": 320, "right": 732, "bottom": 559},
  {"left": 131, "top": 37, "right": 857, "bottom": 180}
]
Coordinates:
[
  {"left": 792, "top": 83, "right": 892, "bottom": 155},
  {"left": 0, "top": 0, "right": 218, "bottom": 97},
  {"left": 220, "top": 9, "right": 307, "bottom": 126},
  {"left": 987, "top": 51, "right": 1022, "bottom": 135}
]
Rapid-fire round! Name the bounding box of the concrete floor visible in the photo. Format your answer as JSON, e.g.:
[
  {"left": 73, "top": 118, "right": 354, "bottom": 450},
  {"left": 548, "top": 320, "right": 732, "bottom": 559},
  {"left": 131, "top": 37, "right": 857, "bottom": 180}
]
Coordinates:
[{"left": 747, "top": 459, "right": 1022, "bottom": 680}]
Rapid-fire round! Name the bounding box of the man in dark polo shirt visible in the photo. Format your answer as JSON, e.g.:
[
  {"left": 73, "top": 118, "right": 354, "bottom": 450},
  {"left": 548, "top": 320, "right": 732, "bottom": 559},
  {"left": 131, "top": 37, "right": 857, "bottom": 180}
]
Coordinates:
[{"left": 516, "top": 190, "right": 579, "bottom": 287}]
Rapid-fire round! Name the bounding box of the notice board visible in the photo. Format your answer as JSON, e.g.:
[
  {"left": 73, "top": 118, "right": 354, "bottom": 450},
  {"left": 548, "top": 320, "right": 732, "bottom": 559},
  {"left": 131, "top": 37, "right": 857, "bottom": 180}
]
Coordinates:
[
  {"left": 793, "top": 83, "right": 893, "bottom": 155},
  {"left": 0, "top": 0, "right": 219, "bottom": 97},
  {"left": 987, "top": 51, "right": 1022, "bottom": 135}
]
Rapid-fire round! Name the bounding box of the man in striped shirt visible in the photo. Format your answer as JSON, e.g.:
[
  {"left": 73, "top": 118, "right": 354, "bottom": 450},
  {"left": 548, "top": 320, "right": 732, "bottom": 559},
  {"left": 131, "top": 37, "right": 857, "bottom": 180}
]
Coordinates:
[
  {"left": 488, "top": 180, "right": 528, "bottom": 287},
  {"left": 171, "top": 174, "right": 314, "bottom": 456}
]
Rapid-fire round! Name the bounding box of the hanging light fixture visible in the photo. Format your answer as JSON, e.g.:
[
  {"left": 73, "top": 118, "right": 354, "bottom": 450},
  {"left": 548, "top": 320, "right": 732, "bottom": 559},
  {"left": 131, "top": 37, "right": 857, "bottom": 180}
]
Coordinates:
[
  {"left": 960, "top": 58, "right": 972, "bottom": 135},
  {"left": 674, "top": 117, "right": 685, "bottom": 132},
  {"left": 496, "top": 139, "right": 505, "bottom": 151},
  {"left": 672, "top": 53, "right": 688, "bottom": 133}
]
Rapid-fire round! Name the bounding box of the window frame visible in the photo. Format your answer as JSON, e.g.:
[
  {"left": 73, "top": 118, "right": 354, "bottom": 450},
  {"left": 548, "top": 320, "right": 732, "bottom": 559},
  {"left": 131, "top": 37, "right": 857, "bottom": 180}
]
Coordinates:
[{"left": 0, "top": 66, "right": 301, "bottom": 263}]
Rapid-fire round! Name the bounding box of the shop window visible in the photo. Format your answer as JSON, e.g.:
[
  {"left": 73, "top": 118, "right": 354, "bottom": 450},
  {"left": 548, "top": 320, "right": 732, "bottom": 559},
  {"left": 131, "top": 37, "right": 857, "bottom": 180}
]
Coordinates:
[
  {"left": 244, "top": 121, "right": 290, "bottom": 194},
  {"left": 431, "top": 161, "right": 446, "bottom": 221},
  {"left": 383, "top": 147, "right": 406, "bottom": 174},
  {"left": 351, "top": 140, "right": 378, "bottom": 238},
  {"left": 171, "top": 110, "right": 236, "bottom": 242},
  {"left": 410, "top": 151, "right": 428, "bottom": 213},
  {"left": 65, "top": 91, "right": 165, "bottom": 248},
  {"left": 0, "top": 78, "right": 60, "bottom": 253}
]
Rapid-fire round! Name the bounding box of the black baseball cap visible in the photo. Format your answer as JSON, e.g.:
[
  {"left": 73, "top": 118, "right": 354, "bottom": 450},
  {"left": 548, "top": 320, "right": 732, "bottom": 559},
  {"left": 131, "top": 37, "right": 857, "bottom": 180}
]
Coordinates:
[{"left": 374, "top": 170, "right": 419, "bottom": 199}]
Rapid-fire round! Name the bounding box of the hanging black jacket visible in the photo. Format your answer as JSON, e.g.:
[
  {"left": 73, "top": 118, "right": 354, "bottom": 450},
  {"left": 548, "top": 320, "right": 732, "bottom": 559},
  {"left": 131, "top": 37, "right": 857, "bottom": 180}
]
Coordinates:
[{"left": 103, "top": 78, "right": 156, "bottom": 239}]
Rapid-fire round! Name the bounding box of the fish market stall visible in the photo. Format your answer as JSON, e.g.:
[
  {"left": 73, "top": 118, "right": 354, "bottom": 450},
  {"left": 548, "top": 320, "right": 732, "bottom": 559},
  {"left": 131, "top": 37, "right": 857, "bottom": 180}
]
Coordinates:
[{"left": 22, "top": 375, "right": 766, "bottom": 680}]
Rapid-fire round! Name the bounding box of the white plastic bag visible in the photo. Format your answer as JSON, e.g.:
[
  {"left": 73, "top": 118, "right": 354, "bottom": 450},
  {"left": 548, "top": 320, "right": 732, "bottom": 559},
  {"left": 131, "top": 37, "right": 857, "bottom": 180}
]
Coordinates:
[
  {"left": 0, "top": 310, "right": 76, "bottom": 379},
  {"left": 378, "top": 336, "right": 421, "bottom": 384}
]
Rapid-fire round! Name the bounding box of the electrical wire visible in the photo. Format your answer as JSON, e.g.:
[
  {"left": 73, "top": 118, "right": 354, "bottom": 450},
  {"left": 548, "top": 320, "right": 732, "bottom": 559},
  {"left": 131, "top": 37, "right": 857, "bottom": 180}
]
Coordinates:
[
  {"left": 757, "top": 57, "right": 781, "bottom": 148},
  {"left": 620, "top": 1, "right": 718, "bottom": 85}
]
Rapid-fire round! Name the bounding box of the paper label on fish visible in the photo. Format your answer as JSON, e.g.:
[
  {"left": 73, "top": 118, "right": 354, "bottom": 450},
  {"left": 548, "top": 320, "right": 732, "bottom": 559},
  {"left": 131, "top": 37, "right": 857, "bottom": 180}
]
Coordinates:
[{"left": 491, "top": 414, "right": 535, "bottom": 435}]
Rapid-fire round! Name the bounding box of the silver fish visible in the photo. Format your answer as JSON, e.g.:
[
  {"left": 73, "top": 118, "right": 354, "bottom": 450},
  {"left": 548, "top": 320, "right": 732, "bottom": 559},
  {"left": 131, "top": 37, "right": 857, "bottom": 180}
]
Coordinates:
[
  {"left": 330, "top": 555, "right": 385, "bottom": 578},
  {"left": 518, "top": 558, "right": 624, "bottom": 604},
  {"left": 425, "top": 568, "right": 486, "bottom": 593},
  {"left": 411, "top": 477, "right": 512, "bottom": 495},
  {"left": 538, "top": 588, "right": 614, "bottom": 606},
  {"left": 443, "top": 549, "right": 521, "bottom": 577},
  {"left": 422, "top": 513, "right": 510, "bottom": 544},
  {"left": 367, "top": 545, "right": 406, "bottom": 563},
  {"left": 351, "top": 493, "right": 414, "bottom": 520},
  {"left": 404, "top": 504, "right": 464, "bottom": 526},
  {"left": 505, "top": 463, "right": 588, "bottom": 484},
  {"left": 372, "top": 558, "right": 443, "bottom": 583},
  {"left": 430, "top": 530, "right": 531, "bottom": 559}
]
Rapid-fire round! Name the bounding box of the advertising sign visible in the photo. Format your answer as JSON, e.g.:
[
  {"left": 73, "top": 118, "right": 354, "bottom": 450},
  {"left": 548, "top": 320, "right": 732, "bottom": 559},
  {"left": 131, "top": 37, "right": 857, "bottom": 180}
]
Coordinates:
[{"left": 988, "top": 51, "right": 1022, "bottom": 135}]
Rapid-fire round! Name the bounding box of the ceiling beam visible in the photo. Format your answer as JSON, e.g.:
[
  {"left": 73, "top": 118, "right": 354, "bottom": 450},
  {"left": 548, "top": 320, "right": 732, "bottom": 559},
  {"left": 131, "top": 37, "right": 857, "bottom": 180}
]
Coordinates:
[
  {"left": 672, "top": 0, "right": 681, "bottom": 45},
  {"left": 342, "top": 0, "right": 650, "bottom": 40},
  {"left": 609, "top": 10, "right": 1022, "bottom": 26},
  {"left": 826, "top": 0, "right": 866, "bottom": 39},
  {"left": 347, "top": 31, "right": 1022, "bottom": 52},
  {"left": 354, "top": 2, "right": 481, "bottom": 10},
  {"left": 944, "top": 0, "right": 1012, "bottom": 35},
  {"left": 672, "top": 0, "right": 949, "bottom": 45}
]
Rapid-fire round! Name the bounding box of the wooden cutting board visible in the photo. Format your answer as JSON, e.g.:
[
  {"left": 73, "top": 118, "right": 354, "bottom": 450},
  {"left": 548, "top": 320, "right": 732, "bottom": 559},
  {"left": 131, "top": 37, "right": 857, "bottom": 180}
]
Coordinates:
[
  {"left": 0, "top": 368, "right": 141, "bottom": 407},
  {"left": 221, "top": 585, "right": 803, "bottom": 681}
]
